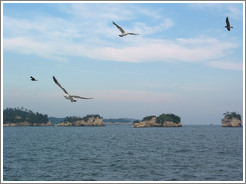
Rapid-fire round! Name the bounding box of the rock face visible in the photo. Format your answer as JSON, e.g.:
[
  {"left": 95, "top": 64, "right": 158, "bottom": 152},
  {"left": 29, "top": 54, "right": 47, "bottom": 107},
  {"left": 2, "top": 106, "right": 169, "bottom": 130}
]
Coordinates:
[
  {"left": 222, "top": 117, "right": 241, "bottom": 127},
  {"left": 3, "top": 121, "right": 53, "bottom": 126},
  {"left": 57, "top": 117, "right": 104, "bottom": 126},
  {"left": 163, "top": 121, "right": 182, "bottom": 127},
  {"left": 134, "top": 117, "right": 182, "bottom": 128},
  {"left": 133, "top": 117, "right": 159, "bottom": 128}
]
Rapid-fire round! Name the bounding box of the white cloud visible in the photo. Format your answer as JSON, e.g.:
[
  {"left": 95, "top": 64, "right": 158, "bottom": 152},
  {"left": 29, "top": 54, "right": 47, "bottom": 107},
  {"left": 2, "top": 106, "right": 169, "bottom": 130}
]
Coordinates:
[
  {"left": 207, "top": 60, "right": 243, "bottom": 71},
  {"left": 3, "top": 34, "right": 239, "bottom": 66},
  {"left": 85, "top": 37, "right": 238, "bottom": 63},
  {"left": 3, "top": 3, "right": 242, "bottom": 70}
]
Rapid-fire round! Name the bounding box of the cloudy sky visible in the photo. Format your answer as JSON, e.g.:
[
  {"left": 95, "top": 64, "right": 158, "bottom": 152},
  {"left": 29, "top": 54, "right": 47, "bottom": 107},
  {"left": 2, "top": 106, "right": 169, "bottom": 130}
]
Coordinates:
[{"left": 2, "top": 1, "right": 244, "bottom": 124}]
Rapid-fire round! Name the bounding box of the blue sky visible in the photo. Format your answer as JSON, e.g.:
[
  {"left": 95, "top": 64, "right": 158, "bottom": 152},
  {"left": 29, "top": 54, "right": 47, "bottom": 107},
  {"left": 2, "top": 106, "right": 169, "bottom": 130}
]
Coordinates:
[{"left": 2, "top": 2, "right": 244, "bottom": 124}]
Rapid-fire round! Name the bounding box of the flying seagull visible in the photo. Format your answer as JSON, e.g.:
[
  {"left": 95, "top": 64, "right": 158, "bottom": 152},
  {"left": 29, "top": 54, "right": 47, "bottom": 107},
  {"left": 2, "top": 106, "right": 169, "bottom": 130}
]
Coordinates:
[
  {"left": 53, "top": 76, "right": 93, "bottom": 102},
  {"left": 112, "top": 21, "right": 139, "bottom": 37},
  {"left": 30, "top": 76, "right": 38, "bottom": 81},
  {"left": 225, "top": 17, "right": 233, "bottom": 31}
]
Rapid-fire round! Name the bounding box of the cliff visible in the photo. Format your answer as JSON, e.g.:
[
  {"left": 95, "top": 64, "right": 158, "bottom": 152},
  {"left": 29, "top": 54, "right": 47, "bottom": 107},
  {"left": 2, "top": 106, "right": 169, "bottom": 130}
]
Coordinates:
[
  {"left": 57, "top": 117, "right": 104, "bottom": 126},
  {"left": 134, "top": 114, "right": 182, "bottom": 128},
  {"left": 221, "top": 112, "right": 242, "bottom": 127},
  {"left": 221, "top": 117, "right": 241, "bottom": 127}
]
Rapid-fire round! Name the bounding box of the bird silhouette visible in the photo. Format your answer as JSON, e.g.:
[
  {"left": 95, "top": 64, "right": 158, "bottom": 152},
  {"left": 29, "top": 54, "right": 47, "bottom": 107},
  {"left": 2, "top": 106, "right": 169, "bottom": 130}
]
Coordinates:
[
  {"left": 30, "top": 76, "right": 38, "bottom": 81},
  {"left": 225, "top": 17, "right": 233, "bottom": 31}
]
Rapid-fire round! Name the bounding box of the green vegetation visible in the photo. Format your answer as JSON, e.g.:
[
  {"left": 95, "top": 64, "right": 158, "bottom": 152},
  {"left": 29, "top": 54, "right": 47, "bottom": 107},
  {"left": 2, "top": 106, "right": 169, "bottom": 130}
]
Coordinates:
[
  {"left": 3, "top": 107, "right": 49, "bottom": 125},
  {"left": 156, "top": 113, "right": 181, "bottom": 125},
  {"left": 223, "top": 111, "right": 241, "bottom": 121},
  {"left": 142, "top": 115, "right": 156, "bottom": 121},
  {"left": 141, "top": 113, "right": 181, "bottom": 125},
  {"left": 64, "top": 114, "right": 102, "bottom": 123},
  {"left": 48, "top": 117, "right": 64, "bottom": 124}
]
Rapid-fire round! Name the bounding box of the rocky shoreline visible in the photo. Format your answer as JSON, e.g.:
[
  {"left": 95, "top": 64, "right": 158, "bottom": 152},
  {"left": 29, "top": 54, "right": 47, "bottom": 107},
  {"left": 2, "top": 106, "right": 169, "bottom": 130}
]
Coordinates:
[
  {"left": 3, "top": 121, "right": 53, "bottom": 126},
  {"left": 133, "top": 114, "right": 182, "bottom": 128},
  {"left": 221, "top": 117, "right": 241, "bottom": 127},
  {"left": 57, "top": 117, "right": 104, "bottom": 126}
]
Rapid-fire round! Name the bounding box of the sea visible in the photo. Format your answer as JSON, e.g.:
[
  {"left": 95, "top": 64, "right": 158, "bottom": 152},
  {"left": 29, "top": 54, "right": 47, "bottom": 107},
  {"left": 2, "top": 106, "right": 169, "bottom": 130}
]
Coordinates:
[{"left": 3, "top": 125, "right": 244, "bottom": 181}]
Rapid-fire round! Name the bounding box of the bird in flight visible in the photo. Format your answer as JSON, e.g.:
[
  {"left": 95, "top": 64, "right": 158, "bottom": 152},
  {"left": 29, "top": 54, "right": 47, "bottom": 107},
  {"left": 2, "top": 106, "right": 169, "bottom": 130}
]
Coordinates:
[
  {"left": 112, "top": 21, "right": 139, "bottom": 37},
  {"left": 225, "top": 17, "right": 233, "bottom": 31},
  {"left": 30, "top": 76, "right": 38, "bottom": 81},
  {"left": 53, "top": 76, "right": 93, "bottom": 102}
]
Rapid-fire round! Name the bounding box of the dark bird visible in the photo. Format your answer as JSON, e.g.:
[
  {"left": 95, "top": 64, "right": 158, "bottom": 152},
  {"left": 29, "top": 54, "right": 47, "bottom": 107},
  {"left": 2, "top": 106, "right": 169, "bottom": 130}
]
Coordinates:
[
  {"left": 112, "top": 21, "right": 139, "bottom": 37},
  {"left": 30, "top": 76, "right": 38, "bottom": 81},
  {"left": 53, "top": 76, "right": 93, "bottom": 102},
  {"left": 225, "top": 17, "right": 233, "bottom": 31}
]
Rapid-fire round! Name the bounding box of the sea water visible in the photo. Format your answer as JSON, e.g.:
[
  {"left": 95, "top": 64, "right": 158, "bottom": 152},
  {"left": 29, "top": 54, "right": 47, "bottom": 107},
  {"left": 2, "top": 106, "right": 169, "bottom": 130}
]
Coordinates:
[{"left": 3, "top": 125, "right": 243, "bottom": 181}]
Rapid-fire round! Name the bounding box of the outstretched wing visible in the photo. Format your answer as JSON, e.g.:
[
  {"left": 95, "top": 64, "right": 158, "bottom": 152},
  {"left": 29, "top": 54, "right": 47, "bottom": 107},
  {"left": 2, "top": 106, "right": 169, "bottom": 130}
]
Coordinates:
[
  {"left": 53, "top": 76, "right": 69, "bottom": 94},
  {"left": 226, "top": 17, "right": 230, "bottom": 27},
  {"left": 71, "top": 95, "right": 93, "bottom": 100},
  {"left": 112, "top": 21, "right": 125, "bottom": 34},
  {"left": 127, "top": 33, "right": 139, "bottom": 35}
]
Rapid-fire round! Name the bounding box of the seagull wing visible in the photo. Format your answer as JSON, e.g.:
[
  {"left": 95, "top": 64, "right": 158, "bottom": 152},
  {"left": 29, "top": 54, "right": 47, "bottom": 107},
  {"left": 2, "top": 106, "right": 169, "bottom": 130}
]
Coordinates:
[
  {"left": 70, "top": 95, "right": 93, "bottom": 100},
  {"left": 127, "top": 33, "right": 139, "bottom": 35},
  {"left": 53, "top": 76, "right": 69, "bottom": 94},
  {"left": 226, "top": 17, "right": 230, "bottom": 27},
  {"left": 113, "top": 21, "right": 125, "bottom": 34}
]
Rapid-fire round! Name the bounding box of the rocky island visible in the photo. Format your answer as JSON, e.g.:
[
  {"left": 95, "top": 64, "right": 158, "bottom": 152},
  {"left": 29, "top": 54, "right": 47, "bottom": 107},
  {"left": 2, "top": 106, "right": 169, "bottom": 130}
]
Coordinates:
[
  {"left": 221, "top": 112, "right": 242, "bottom": 127},
  {"left": 57, "top": 114, "right": 104, "bottom": 126},
  {"left": 3, "top": 107, "right": 53, "bottom": 126},
  {"left": 134, "top": 113, "right": 182, "bottom": 128}
]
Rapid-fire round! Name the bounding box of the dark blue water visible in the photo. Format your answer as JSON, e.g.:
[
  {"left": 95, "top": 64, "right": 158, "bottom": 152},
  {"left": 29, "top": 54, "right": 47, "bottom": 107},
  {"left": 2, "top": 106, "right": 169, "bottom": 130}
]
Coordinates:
[{"left": 3, "top": 125, "right": 243, "bottom": 181}]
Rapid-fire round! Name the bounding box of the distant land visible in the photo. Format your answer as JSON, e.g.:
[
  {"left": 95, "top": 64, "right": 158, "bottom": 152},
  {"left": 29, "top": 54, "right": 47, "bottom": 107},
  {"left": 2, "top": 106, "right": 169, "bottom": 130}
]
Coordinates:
[
  {"left": 48, "top": 117, "right": 64, "bottom": 124},
  {"left": 134, "top": 113, "right": 182, "bottom": 128},
  {"left": 3, "top": 107, "right": 52, "bottom": 126},
  {"left": 4, "top": 107, "right": 241, "bottom": 127},
  {"left": 48, "top": 117, "right": 138, "bottom": 125},
  {"left": 103, "top": 118, "right": 138, "bottom": 123}
]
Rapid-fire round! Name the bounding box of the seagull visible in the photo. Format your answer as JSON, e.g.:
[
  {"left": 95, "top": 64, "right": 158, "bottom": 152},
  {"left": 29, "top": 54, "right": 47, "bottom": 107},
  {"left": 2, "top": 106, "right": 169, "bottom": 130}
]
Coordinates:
[
  {"left": 53, "top": 76, "right": 93, "bottom": 102},
  {"left": 112, "top": 21, "right": 139, "bottom": 37},
  {"left": 225, "top": 17, "right": 233, "bottom": 31},
  {"left": 30, "top": 76, "right": 38, "bottom": 81}
]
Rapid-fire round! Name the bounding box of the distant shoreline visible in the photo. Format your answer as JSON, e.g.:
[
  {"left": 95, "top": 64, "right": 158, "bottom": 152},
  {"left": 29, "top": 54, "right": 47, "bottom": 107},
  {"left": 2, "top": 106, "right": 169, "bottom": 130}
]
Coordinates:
[{"left": 103, "top": 122, "right": 133, "bottom": 125}]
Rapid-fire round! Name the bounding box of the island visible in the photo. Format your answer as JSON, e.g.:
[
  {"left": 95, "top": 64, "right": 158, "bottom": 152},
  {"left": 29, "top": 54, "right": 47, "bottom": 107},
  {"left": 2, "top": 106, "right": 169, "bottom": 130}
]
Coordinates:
[
  {"left": 57, "top": 114, "right": 104, "bottom": 126},
  {"left": 3, "top": 107, "right": 53, "bottom": 126},
  {"left": 221, "top": 111, "right": 242, "bottom": 127},
  {"left": 133, "top": 113, "right": 182, "bottom": 128}
]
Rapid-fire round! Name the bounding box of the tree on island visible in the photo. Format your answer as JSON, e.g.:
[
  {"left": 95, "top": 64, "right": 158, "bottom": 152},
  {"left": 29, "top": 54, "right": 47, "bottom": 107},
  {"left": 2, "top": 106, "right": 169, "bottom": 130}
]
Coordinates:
[
  {"left": 223, "top": 111, "right": 241, "bottom": 121},
  {"left": 142, "top": 115, "right": 156, "bottom": 121},
  {"left": 138, "top": 113, "right": 181, "bottom": 125},
  {"left": 156, "top": 113, "right": 181, "bottom": 125},
  {"left": 63, "top": 114, "right": 102, "bottom": 123},
  {"left": 3, "top": 107, "right": 49, "bottom": 125}
]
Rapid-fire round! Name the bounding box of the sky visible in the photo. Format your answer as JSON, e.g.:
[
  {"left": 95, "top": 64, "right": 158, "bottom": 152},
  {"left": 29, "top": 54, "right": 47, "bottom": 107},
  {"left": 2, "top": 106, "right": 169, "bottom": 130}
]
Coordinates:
[{"left": 2, "top": 1, "right": 245, "bottom": 125}]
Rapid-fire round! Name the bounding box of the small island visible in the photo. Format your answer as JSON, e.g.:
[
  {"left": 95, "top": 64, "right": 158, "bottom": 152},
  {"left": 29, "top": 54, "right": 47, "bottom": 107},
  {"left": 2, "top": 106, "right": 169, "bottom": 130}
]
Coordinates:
[
  {"left": 3, "top": 107, "right": 53, "bottom": 126},
  {"left": 133, "top": 113, "right": 182, "bottom": 128},
  {"left": 221, "top": 111, "right": 242, "bottom": 127},
  {"left": 57, "top": 114, "right": 104, "bottom": 126}
]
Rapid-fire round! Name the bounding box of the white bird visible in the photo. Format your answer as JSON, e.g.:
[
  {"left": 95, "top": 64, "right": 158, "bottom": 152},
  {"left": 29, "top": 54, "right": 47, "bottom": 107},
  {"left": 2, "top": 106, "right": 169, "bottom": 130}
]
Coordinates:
[
  {"left": 112, "top": 21, "right": 139, "bottom": 37},
  {"left": 225, "top": 17, "right": 233, "bottom": 31},
  {"left": 53, "top": 76, "right": 93, "bottom": 102}
]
